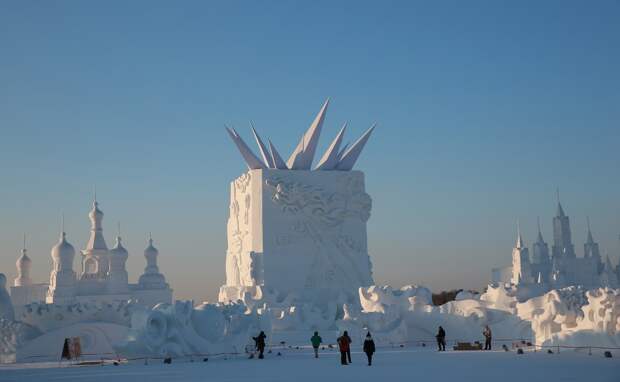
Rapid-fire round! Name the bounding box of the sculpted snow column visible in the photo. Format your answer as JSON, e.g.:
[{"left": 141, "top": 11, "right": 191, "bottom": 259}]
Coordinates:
[
  {"left": 221, "top": 169, "right": 374, "bottom": 303},
  {"left": 220, "top": 100, "right": 376, "bottom": 305}
]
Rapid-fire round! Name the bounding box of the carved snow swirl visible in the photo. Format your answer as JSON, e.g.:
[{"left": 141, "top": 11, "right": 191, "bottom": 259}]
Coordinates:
[
  {"left": 265, "top": 176, "right": 373, "bottom": 288},
  {"left": 265, "top": 177, "right": 371, "bottom": 227}
]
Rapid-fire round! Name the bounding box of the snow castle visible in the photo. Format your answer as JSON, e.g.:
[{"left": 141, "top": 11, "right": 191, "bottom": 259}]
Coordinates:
[
  {"left": 219, "top": 100, "right": 376, "bottom": 307},
  {"left": 9, "top": 199, "right": 172, "bottom": 317},
  {"left": 492, "top": 195, "right": 620, "bottom": 290}
]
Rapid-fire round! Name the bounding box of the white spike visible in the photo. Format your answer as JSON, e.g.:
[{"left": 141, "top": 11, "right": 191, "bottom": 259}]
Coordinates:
[
  {"left": 225, "top": 126, "right": 266, "bottom": 170},
  {"left": 250, "top": 122, "right": 274, "bottom": 168},
  {"left": 268, "top": 139, "right": 288, "bottom": 169},
  {"left": 287, "top": 99, "right": 329, "bottom": 170},
  {"left": 315, "top": 122, "right": 347, "bottom": 170},
  {"left": 337, "top": 142, "right": 349, "bottom": 161},
  {"left": 336, "top": 123, "right": 376, "bottom": 171}
]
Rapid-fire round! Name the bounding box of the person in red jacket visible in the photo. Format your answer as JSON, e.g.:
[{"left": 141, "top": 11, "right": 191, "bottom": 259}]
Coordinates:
[
  {"left": 337, "top": 331, "right": 351, "bottom": 365},
  {"left": 342, "top": 331, "right": 352, "bottom": 363}
]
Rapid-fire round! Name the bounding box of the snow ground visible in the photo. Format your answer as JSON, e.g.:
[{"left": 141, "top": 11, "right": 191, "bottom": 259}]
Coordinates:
[{"left": 0, "top": 347, "right": 618, "bottom": 382}]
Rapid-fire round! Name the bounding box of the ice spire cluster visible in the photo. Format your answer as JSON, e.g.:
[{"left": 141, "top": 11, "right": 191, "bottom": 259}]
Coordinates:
[{"left": 225, "top": 99, "right": 376, "bottom": 171}]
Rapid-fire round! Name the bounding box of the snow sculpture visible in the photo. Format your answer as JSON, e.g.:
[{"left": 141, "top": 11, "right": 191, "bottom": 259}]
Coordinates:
[
  {"left": 515, "top": 287, "right": 586, "bottom": 345},
  {"left": 578, "top": 288, "right": 620, "bottom": 335},
  {"left": 117, "top": 300, "right": 271, "bottom": 357},
  {"left": 220, "top": 101, "right": 376, "bottom": 308},
  {"left": 0, "top": 300, "right": 135, "bottom": 362},
  {"left": 17, "top": 300, "right": 134, "bottom": 332},
  {"left": 0, "top": 274, "right": 15, "bottom": 321},
  {"left": 480, "top": 283, "right": 519, "bottom": 312},
  {"left": 492, "top": 196, "right": 618, "bottom": 290},
  {"left": 340, "top": 285, "right": 533, "bottom": 345},
  {"left": 535, "top": 288, "right": 620, "bottom": 347},
  {"left": 0, "top": 319, "right": 41, "bottom": 363},
  {"left": 455, "top": 290, "right": 480, "bottom": 301}
]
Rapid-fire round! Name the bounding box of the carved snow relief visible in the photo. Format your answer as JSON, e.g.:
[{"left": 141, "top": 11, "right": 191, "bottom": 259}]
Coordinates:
[{"left": 222, "top": 169, "right": 374, "bottom": 306}]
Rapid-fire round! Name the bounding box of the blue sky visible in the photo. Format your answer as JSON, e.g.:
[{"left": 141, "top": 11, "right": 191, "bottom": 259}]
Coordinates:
[{"left": 1, "top": 1, "right": 619, "bottom": 302}]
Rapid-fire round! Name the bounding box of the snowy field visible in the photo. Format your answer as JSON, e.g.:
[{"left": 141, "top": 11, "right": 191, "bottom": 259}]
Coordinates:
[{"left": 0, "top": 347, "right": 618, "bottom": 382}]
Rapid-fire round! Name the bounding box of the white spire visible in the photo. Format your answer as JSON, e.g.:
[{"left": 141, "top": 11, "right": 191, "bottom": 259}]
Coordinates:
[
  {"left": 315, "top": 122, "right": 347, "bottom": 171},
  {"left": 586, "top": 216, "right": 595, "bottom": 243},
  {"left": 268, "top": 139, "right": 288, "bottom": 169},
  {"left": 516, "top": 220, "right": 524, "bottom": 249},
  {"left": 86, "top": 197, "right": 107, "bottom": 251},
  {"left": 250, "top": 122, "right": 274, "bottom": 168},
  {"left": 287, "top": 99, "right": 329, "bottom": 170},
  {"left": 536, "top": 216, "right": 545, "bottom": 243},
  {"left": 225, "top": 126, "right": 266, "bottom": 170},
  {"left": 111, "top": 221, "right": 126, "bottom": 252},
  {"left": 337, "top": 142, "right": 349, "bottom": 161},
  {"left": 555, "top": 187, "right": 565, "bottom": 217},
  {"left": 336, "top": 123, "right": 376, "bottom": 171}
]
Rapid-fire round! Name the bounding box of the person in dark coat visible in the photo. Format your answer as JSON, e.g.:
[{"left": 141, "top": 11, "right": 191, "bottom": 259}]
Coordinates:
[
  {"left": 342, "top": 331, "right": 352, "bottom": 363},
  {"left": 310, "top": 331, "right": 322, "bottom": 358},
  {"left": 61, "top": 338, "right": 72, "bottom": 360},
  {"left": 363, "top": 332, "right": 376, "bottom": 366},
  {"left": 436, "top": 326, "right": 446, "bottom": 351},
  {"left": 483, "top": 325, "right": 492, "bottom": 350},
  {"left": 253, "top": 331, "right": 267, "bottom": 359},
  {"left": 337, "top": 332, "right": 351, "bottom": 365}
]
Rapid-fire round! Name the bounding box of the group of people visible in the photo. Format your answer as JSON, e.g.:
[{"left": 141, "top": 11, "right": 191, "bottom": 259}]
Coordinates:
[
  {"left": 313, "top": 330, "right": 376, "bottom": 366},
  {"left": 435, "top": 325, "right": 493, "bottom": 351},
  {"left": 252, "top": 324, "right": 493, "bottom": 364},
  {"left": 253, "top": 330, "right": 376, "bottom": 366},
  {"left": 334, "top": 331, "right": 376, "bottom": 366}
]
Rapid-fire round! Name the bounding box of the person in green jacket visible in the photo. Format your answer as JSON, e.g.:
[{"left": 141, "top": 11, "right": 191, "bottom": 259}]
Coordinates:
[{"left": 311, "top": 331, "right": 322, "bottom": 358}]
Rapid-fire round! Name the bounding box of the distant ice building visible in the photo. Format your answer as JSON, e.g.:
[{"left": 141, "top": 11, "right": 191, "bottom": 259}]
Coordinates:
[
  {"left": 10, "top": 199, "right": 172, "bottom": 315},
  {"left": 219, "top": 100, "right": 376, "bottom": 306},
  {"left": 492, "top": 196, "right": 619, "bottom": 289}
]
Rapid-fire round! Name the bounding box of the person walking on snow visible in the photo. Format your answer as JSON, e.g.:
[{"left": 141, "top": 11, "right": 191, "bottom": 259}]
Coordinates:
[
  {"left": 337, "top": 332, "right": 351, "bottom": 365},
  {"left": 342, "top": 331, "right": 353, "bottom": 363},
  {"left": 483, "top": 325, "right": 492, "bottom": 350},
  {"left": 363, "top": 332, "right": 376, "bottom": 366},
  {"left": 253, "top": 331, "right": 267, "bottom": 359},
  {"left": 311, "top": 331, "right": 322, "bottom": 358},
  {"left": 436, "top": 326, "right": 446, "bottom": 351}
]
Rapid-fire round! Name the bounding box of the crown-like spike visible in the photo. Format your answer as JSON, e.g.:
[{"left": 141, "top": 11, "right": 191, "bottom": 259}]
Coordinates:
[
  {"left": 287, "top": 99, "right": 329, "bottom": 170},
  {"left": 250, "top": 121, "right": 274, "bottom": 168},
  {"left": 268, "top": 139, "right": 288, "bottom": 169},
  {"left": 225, "top": 126, "right": 266, "bottom": 170},
  {"left": 315, "top": 122, "right": 347, "bottom": 171},
  {"left": 336, "top": 123, "right": 376, "bottom": 171}
]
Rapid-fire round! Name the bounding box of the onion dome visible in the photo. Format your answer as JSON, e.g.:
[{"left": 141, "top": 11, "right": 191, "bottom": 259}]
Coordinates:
[
  {"left": 89, "top": 199, "right": 104, "bottom": 222},
  {"left": 110, "top": 236, "right": 129, "bottom": 259},
  {"left": 139, "top": 234, "right": 167, "bottom": 289},
  {"left": 145, "top": 236, "right": 158, "bottom": 256},
  {"left": 16, "top": 249, "right": 31, "bottom": 269},
  {"left": 51, "top": 231, "right": 75, "bottom": 270},
  {"left": 15, "top": 235, "right": 32, "bottom": 287},
  {"left": 143, "top": 234, "right": 159, "bottom": 273}
]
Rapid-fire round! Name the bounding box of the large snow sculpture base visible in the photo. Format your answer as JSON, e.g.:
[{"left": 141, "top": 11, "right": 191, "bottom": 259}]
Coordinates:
[{"left": 220, "top": 169, "right": 374, "bottom": 307}]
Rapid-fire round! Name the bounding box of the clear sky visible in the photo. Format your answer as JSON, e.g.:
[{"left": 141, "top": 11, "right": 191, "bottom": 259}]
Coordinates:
[{"left": 1, "top": 1, "right": 619, "bottom": 303}]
